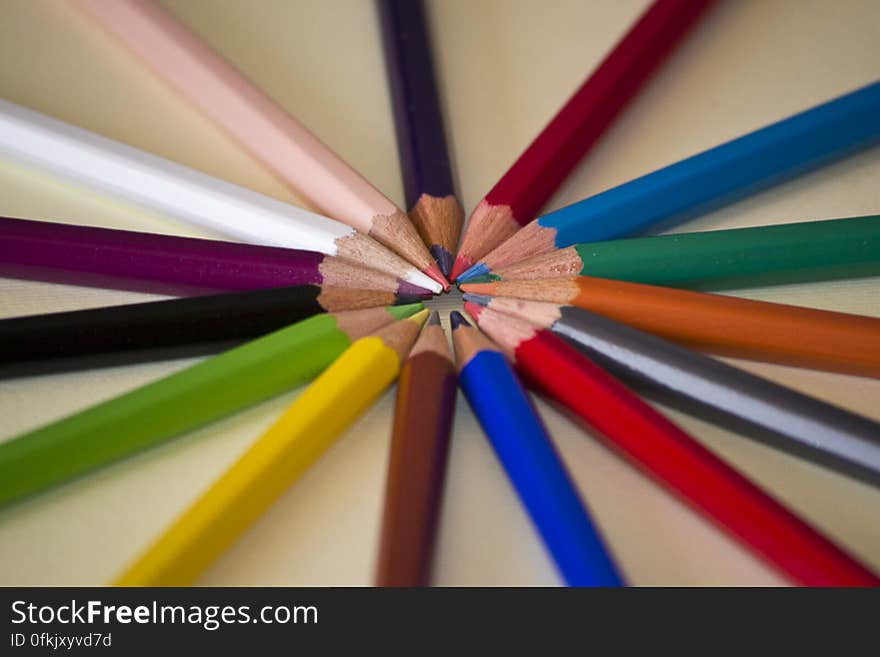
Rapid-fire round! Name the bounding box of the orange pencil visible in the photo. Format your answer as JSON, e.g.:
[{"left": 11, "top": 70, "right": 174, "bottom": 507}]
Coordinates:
[{"left": 460, "top": 276, "right": 880, "bottom": 378}]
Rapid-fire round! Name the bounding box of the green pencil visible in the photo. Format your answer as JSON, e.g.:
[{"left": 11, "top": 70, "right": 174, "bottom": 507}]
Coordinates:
[
  {"left": 0, "top": 304, "right": 422, "bottom": 507},
  {"left": 482, "top": 215, "right": 880, "bottom": 289}
]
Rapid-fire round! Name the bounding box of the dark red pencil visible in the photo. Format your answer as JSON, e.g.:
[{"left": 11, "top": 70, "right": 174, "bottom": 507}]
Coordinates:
[
  {"left": 464, "top": 302, "right": 880, "bottom": 587},
  {"left": 450, "top": 0, "right": 714, "bottom": 279}
]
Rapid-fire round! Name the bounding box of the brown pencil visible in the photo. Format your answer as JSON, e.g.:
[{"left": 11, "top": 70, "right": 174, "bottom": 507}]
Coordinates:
[
  {"left": 460, "top": 276, "right": 880, "bottom": 378},
  {"left": 375, "top": 311, "right": 457, "bottom": 586}
]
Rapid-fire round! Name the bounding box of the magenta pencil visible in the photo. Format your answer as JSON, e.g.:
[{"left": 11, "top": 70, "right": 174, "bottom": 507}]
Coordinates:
[{"left": 0, "top": 217, "right": 432, "bottom": 297}]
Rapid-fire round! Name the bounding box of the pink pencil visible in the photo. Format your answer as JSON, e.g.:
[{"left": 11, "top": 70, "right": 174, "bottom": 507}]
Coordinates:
[{"left": 75, "top": 0, "right": 448, "bottom": 289}]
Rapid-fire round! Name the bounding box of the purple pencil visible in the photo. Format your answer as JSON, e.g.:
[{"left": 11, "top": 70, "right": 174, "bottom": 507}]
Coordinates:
[{"left": 0, "top": 216, "right": 433, "bottom": 297}]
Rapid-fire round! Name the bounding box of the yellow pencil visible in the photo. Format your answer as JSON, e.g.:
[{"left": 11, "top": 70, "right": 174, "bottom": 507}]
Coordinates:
[{"left": 114, "top": 309, "right": 429, "bottom": 586}]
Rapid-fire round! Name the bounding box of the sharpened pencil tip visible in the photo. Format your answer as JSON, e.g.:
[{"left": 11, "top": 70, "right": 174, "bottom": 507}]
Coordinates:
[
  {"left": 449, "top": 254, "right": 473, "bottom": 281},
  {"left": 463, "top": 302, "right": 484, "bottom": 321},
  {"left": 430, "top": 245, "right": 454, "bottom": 278},
  {"left": 409, "top": 308, "right": 430, "bottom": 328},
  {"left": 461, "top": 293, "right": 491, "bottom": 307},
  {"left": 423, "top": 264, "right": 450, "bottom": 291},
  {"left": 449, "top": 311, "right": 469, "bottom": 330},
  {"left": 426, "top": 310, "right": 441, "bottom": 326},
  {"left": 456, "top": 262, "right": 489, "bottom": 282}
]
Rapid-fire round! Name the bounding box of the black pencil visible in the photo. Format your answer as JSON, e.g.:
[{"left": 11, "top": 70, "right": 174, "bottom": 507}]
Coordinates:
[
  {"left": 378, "top": 0, "right": 463, "bottom": 277},
  {"left": 0, "top": 286, "right": 422, "bottom": 377}
]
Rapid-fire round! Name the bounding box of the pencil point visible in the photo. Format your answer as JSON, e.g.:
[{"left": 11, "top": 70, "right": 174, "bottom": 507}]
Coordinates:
[
  {"left": 409, "top": 308, "right": 430, "bottom": 328},
  {"left": 461, "top": 293, "right": 491, "bottom": 307},
  {"left": 426, "top": 310, "right": 441, "bottom": 326},
  {"left": 463, "top": 302, "right": 484, "bottom": 321},
  {"left": 430, "top": 245, "right": 454, "bottom": 278},
  {"left": 449, "top": 255, "right": 473, "bottom": 281},
  {"left": 423, "top": 263, "right": 450, "bottom": 291},
  {"left": 456, "top": 262, "right": 489, "bottom": 282},
  {"left": 449, "top": 311, "right": 469, "bottom": 330}
]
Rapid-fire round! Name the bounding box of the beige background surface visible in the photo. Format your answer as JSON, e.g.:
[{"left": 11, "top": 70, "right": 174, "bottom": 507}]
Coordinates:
[{"left": 0, "top": 0, "right": 878, "bottom": 586}]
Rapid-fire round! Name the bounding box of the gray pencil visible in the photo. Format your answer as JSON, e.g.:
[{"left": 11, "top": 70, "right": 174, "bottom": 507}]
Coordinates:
[{"left": 463, "top": 293, "right": 880, "bottom": 487}]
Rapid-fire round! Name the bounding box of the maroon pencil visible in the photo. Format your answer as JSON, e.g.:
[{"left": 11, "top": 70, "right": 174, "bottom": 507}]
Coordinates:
[
  {"left": 375, "top": 312, "right": 457, "bottom": 586},
  {"left": 450, "top": 0, "right": 714, "bottom": 279},
  {"left": 0, "top": 216, "right": 432, "bottom": 297}
]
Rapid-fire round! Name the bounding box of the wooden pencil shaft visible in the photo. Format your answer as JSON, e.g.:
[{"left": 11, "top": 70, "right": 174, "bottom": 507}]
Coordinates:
[
  {"left": 114, "top": 314, "right": 425, "bottom": 585},
  {"left": 469, "top": 81, "right": 880, "bottom": 278},
  {"left": 569, "top": 215, "right": 880, "bottom": 289},
  {"left": 376, "top": 346, "right": 457, "bottom": 586},
  {"left": 75, "top": 0, "right": 444, "bottom": 285},
  {"left": 76, "top": 0, "right": 397, "bottom": 232},
  {"left": 550, "top": 307, "right": 880, "bottom": 487},
  {"left": 0, "top": 99, "right": 442, "bottom": 292},
  {"left": 451, "top": 320, "right": 623, "bottom": 587},
  {"left": 540, "top": 81, "right": 880, "bottom": 247},
  {"left": 507, "top": 329, "right": 879, "bottom": 586},
  {"left": 468, "top": 277, "right": 880, "bottom": 377},
  {"left": 0, "top": 306, "right": 416, "bottom": 508},
  {"left": 0, "top": 216, "right": 431, "bottom": 297},
  {"left": 378, "top": 0, "right": 455, "bottom": 204},
  {"left": 485, "top": 0, "right": 714, "bottom": 222},
  {"left": 450, "top": 0, "right": 714, "bottom": 279},
  {"left": 0, "top": 285, "right": 411, "bottom": 374}
]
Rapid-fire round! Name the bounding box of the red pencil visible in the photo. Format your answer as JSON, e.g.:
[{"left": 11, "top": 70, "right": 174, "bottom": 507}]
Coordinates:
[
  {"left": 450, "top": 0, "right": 714, "bottom": 279},
  {"left": 464, "top": 302, "right": 879, "bottom": 587}
]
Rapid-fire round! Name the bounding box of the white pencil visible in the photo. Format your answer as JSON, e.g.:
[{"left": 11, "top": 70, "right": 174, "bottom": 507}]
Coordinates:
[{"left": 0, "top": 99, "right": 441, "bottom": 293}]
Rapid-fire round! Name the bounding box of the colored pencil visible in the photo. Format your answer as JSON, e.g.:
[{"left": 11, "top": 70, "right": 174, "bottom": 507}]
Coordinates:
[
  {"left": 0, "top": 304, "right": 422, "bottom": 507},
  {"left": 378, "top": 0, "right": 463, "bottom": 277},
  {"left": 480, "top": 215, "right": 880, "bottom": 289},
  {"left": 464, "top": 303, "right": 880, "bottom": 586},
  {"left": 0, "top": 285, "right": 422, "bottom": 377},
  {"left": 461, "top": 277, "right": 880, "bottom": 378},
  {"left": 375, "top": 311, "right": 457, "bottom": 586},
  {"left": 459, "top": 81, "right": 880, "bottom": 280},
  {"left": 0, "top": 216, "right": 433, "bottom": 298},
  {"left": 450, "top": 311, "right": 623, "bottom": 587},
  {"left": 114, "top": 310, "right": 429, "bottom": 586},
  {"left": 449, "top": 0, "right": 714, "bottom": 280},
  {"left": 0, "top": 99, "right": 442, "bottom": 294},
  {"left": 465, "top": 294, "right": 880, "bottom": 487},
  {"left": 75, "top": 0, "right": 448, "bottom": 290}
]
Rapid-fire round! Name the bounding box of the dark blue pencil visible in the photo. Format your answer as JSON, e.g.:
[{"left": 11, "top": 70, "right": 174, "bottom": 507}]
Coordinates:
[
  {"left": 378, "top": 0, "right": 463, "bottom": 277},
  {"left": 449, "top": 311, "right": 623, "bottom": 586}
]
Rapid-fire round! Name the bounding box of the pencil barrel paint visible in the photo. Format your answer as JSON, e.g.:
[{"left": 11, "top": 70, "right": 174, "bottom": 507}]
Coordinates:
[
  {"left": 376, "top": 351, "right": 457, "bottom": 586},
  {"left": 565, "top": 278, "right": 880, "bottom": 377},
  {"left": 512, "top": 332, "right": 879, "bottom": 586},
  {"left": 572, "top": 215, "right": 880, "bottom": 289},
  {"left": 458, "top": 350, "right": 623, "bottom": 586}
]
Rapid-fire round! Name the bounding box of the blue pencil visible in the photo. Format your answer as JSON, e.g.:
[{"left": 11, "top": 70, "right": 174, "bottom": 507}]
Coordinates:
[
  {"left": 459, "top": 80, "right": 880, "bottom": 280},
  {"left": 449, "top": 311, "right": 623, "bottom": 586}
]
